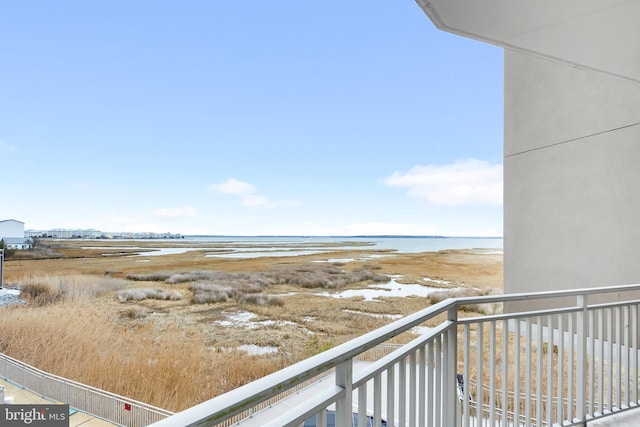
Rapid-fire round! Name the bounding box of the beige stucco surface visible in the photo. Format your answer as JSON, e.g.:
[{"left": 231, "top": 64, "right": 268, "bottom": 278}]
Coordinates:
[{"left": 503, "top": 50, "right": 640, "bottom": 308}]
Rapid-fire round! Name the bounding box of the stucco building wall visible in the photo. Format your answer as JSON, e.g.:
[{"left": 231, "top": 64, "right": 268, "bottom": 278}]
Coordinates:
[{"left": 504, "top": 50, "right": 640, "bottom": 309}]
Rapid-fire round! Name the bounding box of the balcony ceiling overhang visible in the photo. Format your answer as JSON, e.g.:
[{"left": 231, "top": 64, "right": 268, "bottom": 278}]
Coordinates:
[{"left": 416, "top": 0, "right": 640, "bottom": 83}]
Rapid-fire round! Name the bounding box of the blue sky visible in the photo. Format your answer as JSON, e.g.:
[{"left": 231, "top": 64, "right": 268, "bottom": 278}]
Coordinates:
[{"left": 1, "top": 1, "right": 503, "bottom": 236}]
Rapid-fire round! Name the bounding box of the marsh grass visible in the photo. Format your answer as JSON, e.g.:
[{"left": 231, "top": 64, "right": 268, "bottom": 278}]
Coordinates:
[
  {"left": 188, "top": 282, "right": 284, "bottom": 306},
  {"left": 116, "top": 288, "right": 182, "bottom": 302},
  {"left": 129, "top": 266, "right": 389, "bottom": 290},
  {"left": 190, "top": 282, "right": 239, "bottom": 303},
  {"left": 7, "top": 245, "right": 62, "bottom": 260},
  {"left": 2, "top": 241, "right": 504, "bottom": 414},
  {"left": 267, "top": 265, "right": 389, "bottom": 289},
  {"left": 156, "top": 265, "right": 389, "bottom": 306},
  {"left": 0, "top": 303, "right": 285, "bottom": 411},
  {"left": 240, "top": 293, "right": 284, "bottom": 306},
  {"left": 20, "top": 274, "right": 128, "bottom": 305},
  {"left": 120, "top": 306, "right": 149, "bottom": 319},
  {"left": 126, "top": 272, "right": 174, "bottom": 282}
]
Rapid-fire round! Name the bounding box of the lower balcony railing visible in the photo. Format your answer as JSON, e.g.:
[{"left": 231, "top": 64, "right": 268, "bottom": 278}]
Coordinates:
[{"left": 0, "top": 351, "right": 173, "bottom": 426}]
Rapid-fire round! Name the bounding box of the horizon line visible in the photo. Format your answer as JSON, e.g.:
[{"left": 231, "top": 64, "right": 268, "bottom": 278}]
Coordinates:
[{"left": 183, "top": 234, "right": 504, "bottom": 239}]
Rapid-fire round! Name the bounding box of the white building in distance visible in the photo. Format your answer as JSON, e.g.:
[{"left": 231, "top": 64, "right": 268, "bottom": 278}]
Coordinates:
[
  {"left": 0, "top": 219, "right": 32, "bottom": 250},
  {"left": 0, "top": 219, "right": 25, "bottom": 239}
]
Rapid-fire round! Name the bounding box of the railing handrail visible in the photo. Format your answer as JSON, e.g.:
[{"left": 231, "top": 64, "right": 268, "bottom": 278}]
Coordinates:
[
  {"left": 453, "top": 282, "right": 640, "bottom": 306},
  {"left": 150, "top": 283, "right": 640, "bottom": 427}
]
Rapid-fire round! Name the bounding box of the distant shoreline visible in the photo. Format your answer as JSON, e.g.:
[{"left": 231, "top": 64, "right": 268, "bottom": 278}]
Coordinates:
[{"left": 184, "top": 235, "right": 503, "bottom": 239}]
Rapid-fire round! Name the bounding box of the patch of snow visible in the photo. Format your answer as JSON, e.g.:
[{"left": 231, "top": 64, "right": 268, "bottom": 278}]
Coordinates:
[
  {"left": 311, "top": 258, "right": 355, "bottom": 263},
  {"left": 213, "top": 311, "right": 258, "bottom": 328},
  {"left": 272, "top": 292, "right": 297, "bottom": 297},
  {"left": 423, "top": 277, "right": 450, "bottom": 286},
  {"left": 343, "top": 309, "right": 403, "bottom": 320},
  {"left": 237, "top": 344, "right": 279, "bottom": 355},
  {"left": 316, "top": 279, "right": 439, "bottom": 302},
  {"left": 214, "top": 311, "right": 313, "bottom": 334},
  {"left": 0, "top": 288, "right": 25, "bottom": 306}
]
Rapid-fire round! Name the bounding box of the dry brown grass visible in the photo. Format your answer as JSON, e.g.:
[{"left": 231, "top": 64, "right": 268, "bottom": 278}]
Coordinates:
[
  {"left": 20, "top": 274, "right": 128, "bottom": 305},
  {"left": 116, "top": 287, "right": 182, "bottom": 302},
  {"left": 1, "top": 239, "right": 504, "bottom": 412},
  {"left": 0, "top": 303, "right": 285, "bottom": 412}
]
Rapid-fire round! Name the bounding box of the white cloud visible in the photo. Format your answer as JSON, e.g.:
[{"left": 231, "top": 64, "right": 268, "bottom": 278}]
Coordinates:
[
  {"left": 0, "top": 138, "right": 17, "bottom": 155},
  {"left": 208, "top": 178, "right": 272, "bottom": 207},
  {"left": 152, "top": 206, "right": 198, "bottom": 218},
  {"left": 210, "top": 178, "right": 256, "bottom": 196},
  {"left": 384, "top": 159, "right": 502, "bottom": 206}
]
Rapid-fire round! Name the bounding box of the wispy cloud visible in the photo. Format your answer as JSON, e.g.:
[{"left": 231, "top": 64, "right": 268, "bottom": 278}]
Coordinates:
[
  {"left": 152, "top": 206, "right": 198, "bottom": 218},
  {"left": 384, "top": 159, "right": 502, "bottom": 206},
  {"left": 208, "top": 178, "right": 272, "bottom": 207},
  {"left": 0, "top": 138, "right": 17, "bottom": 155},
  {"left": 210, "top": 178, "right": 256, "bottom": 196}
]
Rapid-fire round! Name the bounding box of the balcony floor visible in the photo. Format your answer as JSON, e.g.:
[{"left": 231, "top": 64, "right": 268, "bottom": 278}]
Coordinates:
[{"left": 590, "top": 408, "right": 640, "bottom": 426}]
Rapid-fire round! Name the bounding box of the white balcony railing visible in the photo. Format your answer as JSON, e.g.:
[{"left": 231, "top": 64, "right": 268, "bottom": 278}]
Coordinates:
[{"left": 149, "top": 284, "right": 640, "bottom": 427}]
